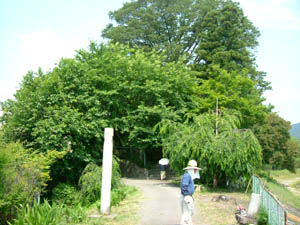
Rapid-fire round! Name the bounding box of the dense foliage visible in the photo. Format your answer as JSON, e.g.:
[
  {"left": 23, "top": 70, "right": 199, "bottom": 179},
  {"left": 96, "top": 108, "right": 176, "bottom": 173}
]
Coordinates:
[
  {"left": 102, "top": 0, "right": 270, "bottom": 92},
  {"left": 196, "top": 65, "right": 269, "bottom": 127},
  {"left": 9, "top": 200, "right": 85, "bottom": 225},
  {"left": 0, "top": 43, "right": 199, "bottom": 183},
  {"left": 5, "top": 151, "right": 128, "bottom": 224},
  {"left": 0, "top": 0, "right": 281, "bottom": 222},
  {"left": 102, "top": 0, "right": 271, "bottom": 128},
  {"left": 257, "top": 206, "right": 269, "bottom": 225},
  {"left": 253, "top": 113, "right": 299, "bottom": 172},
  {"left": 78, "top": 157, "right": 122, "bottom": 206},
  {"left": 158, "top": 112, "right": 262, "bottom": 187},
  {"left": 292, "top": 137, "right": 300, "bottom": 168},
  {"left": 0, "top": 142, "right": 66, "bottom": 224}
]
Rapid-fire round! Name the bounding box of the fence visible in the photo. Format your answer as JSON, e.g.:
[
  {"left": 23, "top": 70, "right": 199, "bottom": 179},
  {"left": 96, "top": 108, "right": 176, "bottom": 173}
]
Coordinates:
[{"left": 252, "top": 175, "right": 287, "bottom": 225}]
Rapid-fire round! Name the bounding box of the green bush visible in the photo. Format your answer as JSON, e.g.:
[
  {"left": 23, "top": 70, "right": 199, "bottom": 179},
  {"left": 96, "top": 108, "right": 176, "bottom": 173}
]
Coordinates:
[
  {"left": 0, "top": 142, "right": 66, "bottom": 224},
  {"left": 52, "top": 182, "right": 79, "bottom": 206},
  {"left": 111, "top": 187, "right": 127, "bottom": 206},
  {"left": 111, "top": 185, "right": 138, "bottom": 206},
  {"left": 63, "top": 205, "right": 86, "bottom": 224},
  {"left": 257, "top": 206, "right": 269, "bottom": 225},
  {"left": 78, "top": 157, "right": 123, "bottom": 206},
  {"left": 78, "top": 163, "right": 102, "bottom": 206}
]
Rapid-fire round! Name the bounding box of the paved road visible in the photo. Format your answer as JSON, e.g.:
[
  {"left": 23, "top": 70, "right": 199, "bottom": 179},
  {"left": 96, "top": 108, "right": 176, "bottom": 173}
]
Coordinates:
[{"left": 123, "top": 178, "right": 202, "bottom": 225}]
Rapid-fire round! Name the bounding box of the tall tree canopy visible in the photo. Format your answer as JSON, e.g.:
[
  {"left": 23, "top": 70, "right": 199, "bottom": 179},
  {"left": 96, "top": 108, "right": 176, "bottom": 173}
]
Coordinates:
[
  {"left": 195, "top": 65, "right": 269, "bottom": 127},
  {"left": 102, "top": 0, "right": 270, "bottom": 92},
  {"left": 0, "top": 43, "right": 200, "bottom": 182}
]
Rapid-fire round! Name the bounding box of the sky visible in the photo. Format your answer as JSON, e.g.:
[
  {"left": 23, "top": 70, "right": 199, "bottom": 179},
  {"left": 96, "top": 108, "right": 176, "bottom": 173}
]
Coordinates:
[{"left": 0, "top": 0, "right": 299, "bottom": 124}]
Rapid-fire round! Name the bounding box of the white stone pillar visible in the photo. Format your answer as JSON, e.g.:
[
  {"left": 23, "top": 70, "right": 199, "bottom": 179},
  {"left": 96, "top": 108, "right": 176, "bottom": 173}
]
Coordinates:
[{"left": 100, "top": 128, "right": 114, "bottom": 214}]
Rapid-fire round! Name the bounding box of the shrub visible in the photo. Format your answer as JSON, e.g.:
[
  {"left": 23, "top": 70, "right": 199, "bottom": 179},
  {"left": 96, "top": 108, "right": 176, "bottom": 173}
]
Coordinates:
[
  {"left": 9, "top": 199, "right": 86, "bottom": 225},
  {"left": 9, "top": 200, "right": 64, "bottom": 225},
  {"left": 78, "top": 163, "right": 102, "bottom": 206},
  {"left": 111, "top": 187, "right": 127, "bottom": 206},
  {"left": 0, "top": 142, "right": 66, "bottom": 224},
  {"left": 78, "top": 156, "right": 123, "bottom": 206},
  {"left": 52, "top": 182, "right": 79, "bottom": 206},
  {"left": 63, "top": 205, "right": 86, "bottom": 223},
  {"left": 257, "top": 206, "right": 269, "bottom": 225}
]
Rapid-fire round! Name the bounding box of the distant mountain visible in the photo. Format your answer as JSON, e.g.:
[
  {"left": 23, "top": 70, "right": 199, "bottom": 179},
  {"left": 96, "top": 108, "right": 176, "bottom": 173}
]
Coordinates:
[{"left": 290, "top": 123, "right": 300, "bottom": 139}]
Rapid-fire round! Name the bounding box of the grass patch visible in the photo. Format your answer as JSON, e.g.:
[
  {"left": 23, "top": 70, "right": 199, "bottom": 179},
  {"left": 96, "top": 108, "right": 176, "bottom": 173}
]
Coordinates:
[
  {"left": 270, "top": 169, "right": 300, "bottom": 182},
  {"left": 74, "top": 186, "right": 141, "bottom": 225},
  {"left": 195, "top": 190, "right": 250, "bottom": 225},
  {"left": 292, "top": 181, "right": 300, "bottom": 192},
  {"left": 261, "top": 177, "right": 300, "bottom": 210}
]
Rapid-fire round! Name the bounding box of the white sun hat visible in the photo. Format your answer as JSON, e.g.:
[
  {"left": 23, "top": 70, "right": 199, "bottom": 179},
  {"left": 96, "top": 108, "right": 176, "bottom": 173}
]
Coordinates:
[{"left": 183, "top": 160, "right": 202, "bottom": 170}]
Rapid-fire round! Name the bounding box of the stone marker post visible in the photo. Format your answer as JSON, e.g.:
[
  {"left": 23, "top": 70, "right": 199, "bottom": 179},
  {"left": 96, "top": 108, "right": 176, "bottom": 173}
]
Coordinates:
[{"left": 100, "top": 128, "right": 114, "bottom": 214}]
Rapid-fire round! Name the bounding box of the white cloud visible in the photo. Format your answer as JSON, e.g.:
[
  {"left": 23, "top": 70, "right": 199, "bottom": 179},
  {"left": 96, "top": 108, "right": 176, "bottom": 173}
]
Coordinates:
[{"left": 237, "top": 0, "right": 300, "bottom": 31}]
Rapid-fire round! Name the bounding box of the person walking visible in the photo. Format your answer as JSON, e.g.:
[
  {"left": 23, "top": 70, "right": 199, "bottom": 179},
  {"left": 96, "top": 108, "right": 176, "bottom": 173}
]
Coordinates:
[
  {"left": 180, "top": 160, "right": 201, "bottom": 225},
  {"left": 158, "top": 158, "right": 169, "bottom": 180}
]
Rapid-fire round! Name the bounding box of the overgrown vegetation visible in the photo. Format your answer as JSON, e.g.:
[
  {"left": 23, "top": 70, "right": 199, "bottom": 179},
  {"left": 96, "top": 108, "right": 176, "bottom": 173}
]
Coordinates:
[
  {"left": 261, "top": 175, "right": 300, "bottom": 210},
  {"left": 257, "top": 206, "right": 269, "bottom": 225},
  {"left": 159, "top": 112, "right": 262, "bottom": 188},
  {"left": 9, "top": 184, "right": 138, "bottom": 225},
  {"left": 4, "top": 152, "right": 130, "bottom": 224},
  {"left": 8, "top": 200, "right": 86, "bottom": 225},
  {"left": 78, "top": 157, "right": 122, "bottom": 206},
  {"left": 0, "top": 43, "right": 200, "bottom": 185},
  {"left": 0, "top": 0, "right": 298, "bottom": 223},
  {"left": 0, "top": 142, "right": 66, "bottom": 224},
  {"left": 254, "top": 113, "right": 299, "bottom": 172}
]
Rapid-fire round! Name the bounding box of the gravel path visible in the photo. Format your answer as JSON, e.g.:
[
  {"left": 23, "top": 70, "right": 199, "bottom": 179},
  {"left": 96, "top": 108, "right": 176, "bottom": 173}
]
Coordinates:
[
  {"left": 123, "top": 178, "right": 202, "bottom": 225},
  {"left": 281, "top": 177, "right": 300, "bottom": 196}
]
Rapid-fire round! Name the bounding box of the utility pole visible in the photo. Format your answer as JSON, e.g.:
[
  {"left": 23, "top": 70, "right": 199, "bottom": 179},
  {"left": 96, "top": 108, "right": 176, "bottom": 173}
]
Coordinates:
[
  {"left": 214, "top": 98, "right": 219, "bottom": 188},
  {"left": 100, "top": 128, "right": 114, "bottom": 214},
  {"left": 216, "top": 98, "right": 219, "bottom": 136}
]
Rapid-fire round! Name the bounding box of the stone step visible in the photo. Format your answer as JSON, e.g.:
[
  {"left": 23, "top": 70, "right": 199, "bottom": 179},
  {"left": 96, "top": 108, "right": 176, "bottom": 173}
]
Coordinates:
[{"left": 120, "top": 160, "right": 177, "bottom": 179}]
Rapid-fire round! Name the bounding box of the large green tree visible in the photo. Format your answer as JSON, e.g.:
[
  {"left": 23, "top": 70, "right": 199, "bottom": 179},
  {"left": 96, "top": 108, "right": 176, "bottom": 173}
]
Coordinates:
[
  {"left": 158, "top": 111, "right": 262, "bottom": 187},
  {"left": 253, "top": 113, "right": 299, "bottom": 172},
  {"left": 0, "top": 43, "right": 200, "bottom": 182},
  {"left": 102, "top": 0, "right": 270, "bottom": 92},
  {"left": 195, "top": 65, "right": 269, "bottom": 127}
]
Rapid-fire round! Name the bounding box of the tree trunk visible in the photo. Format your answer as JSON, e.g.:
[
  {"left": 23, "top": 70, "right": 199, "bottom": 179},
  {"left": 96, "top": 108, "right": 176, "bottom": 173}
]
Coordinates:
[{"left": 213, "top": 173, "right": 218, "bottom": 188}]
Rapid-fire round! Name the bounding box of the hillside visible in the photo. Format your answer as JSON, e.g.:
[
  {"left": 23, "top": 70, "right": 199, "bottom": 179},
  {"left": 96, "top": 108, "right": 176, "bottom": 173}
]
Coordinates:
[{"left": 290, "top": 123, "right": 300, "bottom": 139}]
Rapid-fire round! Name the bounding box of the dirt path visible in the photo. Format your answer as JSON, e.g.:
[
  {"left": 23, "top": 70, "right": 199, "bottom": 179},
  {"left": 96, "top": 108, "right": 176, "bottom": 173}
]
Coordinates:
[
  {"left": 280, "top": 177, "right": 300, "bottom": 196},
  {"left": 123, "top": 178, "right": 203, "bottom": 225}
]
